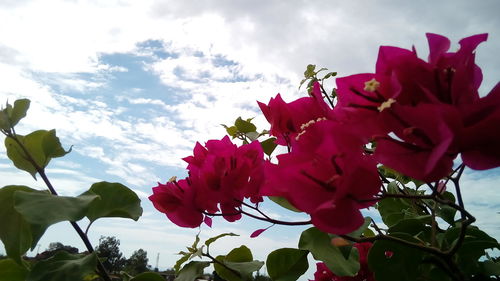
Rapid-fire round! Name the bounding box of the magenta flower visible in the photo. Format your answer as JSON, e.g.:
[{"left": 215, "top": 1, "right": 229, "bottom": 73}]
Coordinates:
[
  {"left": 258, "top": 82, "right": 331, "bottom": 146},
  {"left": 149, "top": 179, "right": 203, "bottom": 228},
  {"left": 262, "top": 120, "right": 381, "bottom": 234},
  {"left": 334, "top": 33, "right": 498, "bottom": 182}
]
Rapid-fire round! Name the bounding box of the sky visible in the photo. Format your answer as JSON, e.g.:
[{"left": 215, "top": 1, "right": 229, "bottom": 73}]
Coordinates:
[{"left": 0, "top": 0, "right": 499, "bottom": 278}]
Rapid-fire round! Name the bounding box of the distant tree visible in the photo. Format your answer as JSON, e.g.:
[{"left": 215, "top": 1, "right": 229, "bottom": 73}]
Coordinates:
[
  {"left": 125, "top": 249, "right": 150, "bottom": 275},
  {"left": 35, "top": 242, "right": 79, "bottom": 260},
  {"left": 95, "top": 236, "right": 126, "bottom": 273}
]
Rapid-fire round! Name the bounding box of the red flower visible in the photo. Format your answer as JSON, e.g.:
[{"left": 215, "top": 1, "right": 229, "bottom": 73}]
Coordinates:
[
  {"left": 258, "top": 82, "right": 331, "bottom": 146},
  {"left": 149, "top": 179, "right": 203, "bottom": 228},
  {"left": 334, "top": 33, "right": 498, "bottom": 181},
  {"left": 150, "top": 136, "right": 265, "bottom": 227},
  {"left": 262, "top": 120, "right": 381, "bottom": 234}
]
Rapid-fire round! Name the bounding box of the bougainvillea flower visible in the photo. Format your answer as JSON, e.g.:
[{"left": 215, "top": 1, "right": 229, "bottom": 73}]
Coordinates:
[
  {"left": 258, "top": 82, "right": 331, "bottom": 145},
  {"left": 334, "top": 33, "right": 498, "bottom": 181},
  {"left": 459, "top": 82, "right": 500, "bottom": 170},
  {"left": 149, "top": 179, "right": 204, "bottom": 228},
  {"left": 374, "top": 103, "right": 460, "bottom": 182},
  {"left": 310, "top": 243, "right": 375, "bottom": 281},
  {"left": 262, "top": 120, "right": 381, "bottom": 234},
  {"left": 183, "top": 136, "right": 265, "bottom": 222}
]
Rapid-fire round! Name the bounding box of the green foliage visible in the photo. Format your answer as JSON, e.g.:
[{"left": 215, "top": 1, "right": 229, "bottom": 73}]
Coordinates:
[
  {"left": 214, "top": 245, "right": 264, "bottom": 281},
  {"left": 259, "top": 137, "right": 277, "bottom": 157},
  {"left": 96, "top": 236, "right": 127, "bottom": 273},
  {"left": 125, "top": 249, "right": 150, "bottom": 276},
  {"left": 0, "top": 99, "right": 30, "bottom": 131},
  {"left": 175, "top": 261, "right": 210, "bottom": 281},
  {"left": 368, "top": 234, "right": 425, "bottom": 281},
  {"left": 84, "top": 181, "right": 143, "bottom": 223},
  {"left": 5, "top": 129, "right": 70, "bottom": 178},
  {"left": 14, "top": 191, "right": 99, "bottom": 225},
  {"left": 27, "top": 251, "right": 97, "bottom": 281},
  {"left": 0, "top": 185, "right": 45, "bottom": 264},
  {"left": 298, "top": 227, "right": 360, "bottom": 277},
  {"left": 205, "top": 233, "right": 239, "bottom": 247},
  {"left": 266, "top": 248, "right": 309, "bottom": 281},
  {"left": 299, "top": 64, "right": 336, "bottom": 95},
  {"left": 0, "top": 258, "right": 29, "bottom": 281}
]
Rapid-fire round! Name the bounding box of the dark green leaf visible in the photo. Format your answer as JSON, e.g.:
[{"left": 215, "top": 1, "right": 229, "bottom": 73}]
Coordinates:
[
  {"left": 268, "top": 196, "right": 301, "bottom": 213},
  {"left": 14, "top": 191, "right": 99, "bottom": 225},
  {"left": 443, "top": 226, "right": 499, "bottom": 275},
  {"left": 260, "top": 138, "right": 278, "bottom": 156},
  {"left": 175, "top": 261, "right": 210, "bottom": 281},
  {"left": 0, "top": 258, "right": 29, "bottom": 281},
  {"left": 130, "top": 272, "right": 167, "bottom": 281},
  {"left": 0, "top": 185, "right": 41, "bottom": 264},
  {"left": 480, "top": 260, "right": 500, "bottom": 276},
  {"left": 205, "top": 233, "right": 239, "bottom": 247},
  {"left": 368, "top": 233, "right": 425, "bottom": 281},
  {"left": 298, "top": 227, "right": 359, "bottom": 277},
  {"left": 0, "top": 110, "right": 9, "bottom": 130},
  {"left": 27, "top": 252, "right": 97, "bottom": 281},
  {"left": 235, "top": 117, "right": 256, "bottom": 133},
  {"left": 266, "top": 248, "right": 309, "bottom": 281},
  {"left": 347, "top": 217, "right": 371, "bottom": 238},
  {"left": 83, "top": 182, "right": 143, "bottom": 223}
]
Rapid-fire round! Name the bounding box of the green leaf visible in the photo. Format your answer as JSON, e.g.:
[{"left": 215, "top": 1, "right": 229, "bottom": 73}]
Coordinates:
[
  {"left": 347, "top": 217, "right": 371, "bottom": 238},
  {"left": 83, "top": 182, "right": 143, "bottom": 223},
  {"left": 298, "top": 227, "right": 359, "bottom": 277},
  {"left": 304, "top": 64, "right": 316, "bottom": 78},
  {"left": 174, "top": 252, "right": 191, "bottom": 273},
  {"left": 225, "top": 126, "right": 238, "bottom": 137},
  {"left": 214, "top": 245, "right": 263, "bottom": 281},
  {"left": 245, "top": 131, "right": 260, "bottom": 141},
  {"left": 266, "top": 248, "right": 309, "bottom": 281},
  {"left": 368, "top": 233, "right": 425, "bottom": 281},
  {"left": 27, "top": 252, "right": 97, "bottom": 281},
  {"left": 0, "top": 258, "right": 29, "bottom": 281},
  {"left": 268, "top": 196, "right": 301, "bottom": 213},
  {"left": 5, "top": 130, "right": 69, "bottom": 178},
  {"left": 224, "top": 260, "right": 264, "bottom": 279},
  {"left": 175, "top": 261, "right": 210, "bottom": 281},
  {"left": 14, "top": 191, "right": 99, "bottom": 225},
  {"left": 480, "top": 260, "right": 500, "bottom": 276},
  {"left": 235, "top": 117, "right": 257, "bottom": 134},
  {"left": 9, "top": 99, "right": 30, "bottom": 128},
  {"left": 130, "top": 272, "right": 166, "bottom": 281},
  {"left": 260, "top": 138, "right": 278, "bottom": 156},
  {"left": 443, "top": 226, "right": 499, "bottom": 275},
  {"left": 322, "top": 72, "right": 337, "bottom": 80},
  {"left": 205, "top": 233, "right": 239, "bottom": 247},
  {"left": 0, "top": 185, "right": 41, "bottom": 264}
]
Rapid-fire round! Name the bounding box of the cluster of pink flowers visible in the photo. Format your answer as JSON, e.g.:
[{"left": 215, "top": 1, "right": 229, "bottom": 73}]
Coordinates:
[
  {"left": 149, "top": 136, "right": 264, "bottom": 227},
  {"left": 149, "top": 33, "right": 499, "bottom": 235}
]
